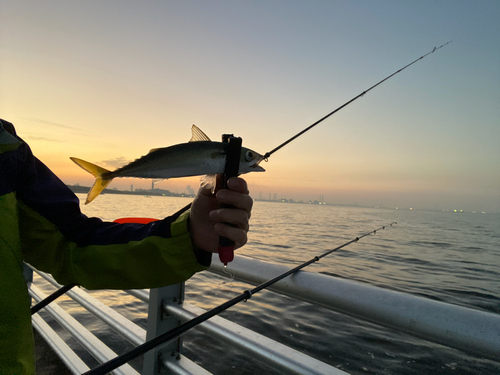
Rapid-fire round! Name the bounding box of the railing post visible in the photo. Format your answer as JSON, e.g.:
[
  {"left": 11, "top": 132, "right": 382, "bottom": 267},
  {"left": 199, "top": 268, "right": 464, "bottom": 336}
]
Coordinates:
[
  {"left": 23, "top": 262, "right": 33, "bottom": 284},
  {"left": 142, "top": 283, "right": 185, "bottom": 375},
  {"left": 23, "top": 263, "right": 34, "bottom": 307}
]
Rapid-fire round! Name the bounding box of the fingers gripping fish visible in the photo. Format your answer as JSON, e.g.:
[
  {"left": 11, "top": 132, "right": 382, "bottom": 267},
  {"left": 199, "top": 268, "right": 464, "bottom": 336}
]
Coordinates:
[{"left": 71, "top": 125, "right": 265, "bottom": 204}]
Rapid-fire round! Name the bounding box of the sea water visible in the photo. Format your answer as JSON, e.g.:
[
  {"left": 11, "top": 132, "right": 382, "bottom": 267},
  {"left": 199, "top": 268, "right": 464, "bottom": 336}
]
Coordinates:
[{"left": 34, "top": 194, "right": 500, "bottom": 374}]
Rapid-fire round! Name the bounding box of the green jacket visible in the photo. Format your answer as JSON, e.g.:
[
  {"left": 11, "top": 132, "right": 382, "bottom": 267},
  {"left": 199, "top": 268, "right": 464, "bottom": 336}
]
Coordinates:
[{"left": 0, "top": 119, "right": 210, "bottom": 374}]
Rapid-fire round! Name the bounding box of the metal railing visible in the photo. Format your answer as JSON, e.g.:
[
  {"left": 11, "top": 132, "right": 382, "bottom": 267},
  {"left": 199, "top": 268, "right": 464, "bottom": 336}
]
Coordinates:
[{"left": 26, "top": 254, "right": 500, "bottom": 374}]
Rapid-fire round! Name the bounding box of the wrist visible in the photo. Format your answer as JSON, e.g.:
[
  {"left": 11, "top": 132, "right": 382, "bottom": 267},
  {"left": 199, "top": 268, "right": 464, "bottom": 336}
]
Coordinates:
[{"left": 187, "top": 215, "right": 212, "bottom": 267}]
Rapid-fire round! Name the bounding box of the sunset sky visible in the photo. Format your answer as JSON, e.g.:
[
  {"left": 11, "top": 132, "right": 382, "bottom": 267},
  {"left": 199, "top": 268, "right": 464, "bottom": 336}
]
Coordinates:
[{"left": 1, "top": 1, "right": 499, "bottom": 212}]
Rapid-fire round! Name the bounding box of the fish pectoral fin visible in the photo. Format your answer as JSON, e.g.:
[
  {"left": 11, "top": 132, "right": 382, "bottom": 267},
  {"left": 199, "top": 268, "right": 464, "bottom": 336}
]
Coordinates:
[
  {"left": 189, "top": 124, "right": 211, "bottom": 142},
  {"left": 200, "top": 174, "right": 216, "bottom": 193}
]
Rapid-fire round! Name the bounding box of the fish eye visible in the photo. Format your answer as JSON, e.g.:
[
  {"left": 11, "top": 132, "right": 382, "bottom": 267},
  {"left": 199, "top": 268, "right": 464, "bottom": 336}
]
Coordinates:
[{"left": 244, "top": 150, "right": 255, "bottom": 162}]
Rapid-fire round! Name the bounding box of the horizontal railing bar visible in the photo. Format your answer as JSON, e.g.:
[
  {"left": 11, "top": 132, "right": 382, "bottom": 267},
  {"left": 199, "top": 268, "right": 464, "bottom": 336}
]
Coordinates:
[
  {"left": 32, "top": 273, "right": 213, "bottom": 374},
  {"left": 34, "top": 269, "right": 146, "bottom": 346},
  {"left": 32, "top": 314, "right": 90, "bottom": 374},
  {"left": 164, "top": 302, "right": 347, "bottom": 375},
  {"left": 29, "top": 284, "right": 138, "bottom": 375},
  {"left": 209, "top": 255, "right": 500, "bottom": 362},
  {"left": 127, "top": 289, "right": 345, "bottom": 374},
  {"left": 125, "top": 289, "right": 149, "bottom": 303}
]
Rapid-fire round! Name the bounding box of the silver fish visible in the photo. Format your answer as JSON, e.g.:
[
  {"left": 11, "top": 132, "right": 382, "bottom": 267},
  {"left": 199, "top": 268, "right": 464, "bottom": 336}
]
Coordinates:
[{"left": 71, "top": 125, "right": 265, "bottom": 204}]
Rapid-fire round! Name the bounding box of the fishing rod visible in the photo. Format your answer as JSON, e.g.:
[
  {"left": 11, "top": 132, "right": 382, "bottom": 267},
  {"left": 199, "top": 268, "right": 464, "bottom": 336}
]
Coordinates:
[
  {"left": 84, "top": 222, "right": 397, "bottom": 375},
  {"left": 262, "top": 41, "right": 452, "bottom": 160},
  {"left": 32, "top": 43, "right": 449, "bottom": 316}
]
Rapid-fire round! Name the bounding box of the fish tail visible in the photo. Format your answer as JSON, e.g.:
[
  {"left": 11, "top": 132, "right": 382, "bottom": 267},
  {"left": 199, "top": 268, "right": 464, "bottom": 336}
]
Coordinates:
[{"left": 70, "top": 157, "right": 113, "bottom": 204}]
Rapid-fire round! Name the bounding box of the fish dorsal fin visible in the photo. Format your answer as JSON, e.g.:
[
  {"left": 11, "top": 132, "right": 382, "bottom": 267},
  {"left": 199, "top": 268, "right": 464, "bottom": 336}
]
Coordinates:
[
  {"left": 147, "top": 125, "right": 210, "bottom": 153},
  {"left": 190, "top": 124, "right": 211, "bottom": 142}
]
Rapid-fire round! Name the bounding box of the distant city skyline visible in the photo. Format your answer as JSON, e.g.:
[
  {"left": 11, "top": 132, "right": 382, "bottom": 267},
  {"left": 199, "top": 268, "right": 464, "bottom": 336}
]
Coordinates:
[{"left": 69, "top": 180, "right": 495, "bottom": 214}]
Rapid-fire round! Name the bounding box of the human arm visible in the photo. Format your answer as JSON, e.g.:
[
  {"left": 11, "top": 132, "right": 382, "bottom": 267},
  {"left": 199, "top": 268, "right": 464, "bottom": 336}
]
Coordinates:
[
  {"left": 15, "top": 146, "right": 206, "bottom": 289},
  {"left": 9, "top": 132, "right": 248, "bottom": 290}
]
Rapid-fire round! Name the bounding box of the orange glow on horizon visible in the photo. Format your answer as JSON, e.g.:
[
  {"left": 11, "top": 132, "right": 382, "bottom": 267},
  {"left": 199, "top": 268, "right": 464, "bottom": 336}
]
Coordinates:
[{"left": 1, "top": 2, "right": 499, "bottom": 212}]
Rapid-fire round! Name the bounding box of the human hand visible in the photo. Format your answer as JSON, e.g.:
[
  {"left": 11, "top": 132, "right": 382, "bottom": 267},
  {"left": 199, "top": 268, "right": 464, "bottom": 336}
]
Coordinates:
[{"left": 189, "top": 176, "right": 252, "bottom": 254}]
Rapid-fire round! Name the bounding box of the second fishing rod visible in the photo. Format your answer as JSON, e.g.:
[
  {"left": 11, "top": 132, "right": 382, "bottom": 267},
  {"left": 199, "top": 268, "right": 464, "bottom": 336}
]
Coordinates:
[{"left": 84, "top": 221, "right": 397, "bottom": 375}]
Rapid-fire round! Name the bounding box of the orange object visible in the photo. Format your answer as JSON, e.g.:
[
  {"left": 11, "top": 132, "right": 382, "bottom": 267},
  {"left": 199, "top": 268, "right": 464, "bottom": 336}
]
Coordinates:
[{"left": 113, "top": 217, "right": 159, "bottom": 224}]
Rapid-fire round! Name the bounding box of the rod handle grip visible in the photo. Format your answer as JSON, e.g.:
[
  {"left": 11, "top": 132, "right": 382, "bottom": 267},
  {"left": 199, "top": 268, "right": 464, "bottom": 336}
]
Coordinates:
[{"left": 218, "top": 135, "right": 242, "bottom": 265}]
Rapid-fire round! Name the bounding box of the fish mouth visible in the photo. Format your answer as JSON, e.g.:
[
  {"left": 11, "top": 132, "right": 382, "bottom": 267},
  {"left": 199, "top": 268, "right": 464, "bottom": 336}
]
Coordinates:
[
  {"left": 252, "top": 164, "right": 266, "bottom": 172},
  {"left": 252, "top": 156, "right": 266, "bottom": 172}
]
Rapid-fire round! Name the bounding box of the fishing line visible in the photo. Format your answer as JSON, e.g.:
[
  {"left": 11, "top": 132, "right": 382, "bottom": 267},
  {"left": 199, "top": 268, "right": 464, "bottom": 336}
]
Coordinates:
[
  {"left": 221, "top": 265, "right": 235, "bottom": 285},
  {"left": 83, "top": 222, "right": 397, "bottom": 375},
  {"left": 262, "top": 41, "right": 452, "bottom": 161}
]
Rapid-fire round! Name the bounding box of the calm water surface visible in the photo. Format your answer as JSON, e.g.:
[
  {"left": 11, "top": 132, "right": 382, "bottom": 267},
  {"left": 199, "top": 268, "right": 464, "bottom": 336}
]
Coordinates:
[{"left": 35, "top": 194, "right": 500, "bottom": 374}]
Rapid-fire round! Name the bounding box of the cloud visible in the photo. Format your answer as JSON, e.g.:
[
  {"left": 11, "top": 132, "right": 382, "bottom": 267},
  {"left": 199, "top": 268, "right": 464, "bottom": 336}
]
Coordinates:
[
  {"left": 22, "top": 134, "right": 64, "bottom": 142},
  {"left": 20, "top": 118, "right": 89, "bottom": 143},
  {"left": 100, "top": 157, "right": 131, "bottom": 168},
  {"left": 26, "top": 118, "right": 84, "bottom": 132}
]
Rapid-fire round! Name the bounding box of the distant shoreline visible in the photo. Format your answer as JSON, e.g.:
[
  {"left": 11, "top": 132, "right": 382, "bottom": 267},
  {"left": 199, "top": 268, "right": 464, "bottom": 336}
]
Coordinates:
[
  {"left": 66, "top": 184, "right": 326, "bottom": 205},
  {"left": 66, "top": 184, "right": 195, "bottom": 198},
  {"left": 66, "top": 185, "right": 495, "bottom": 214}
]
